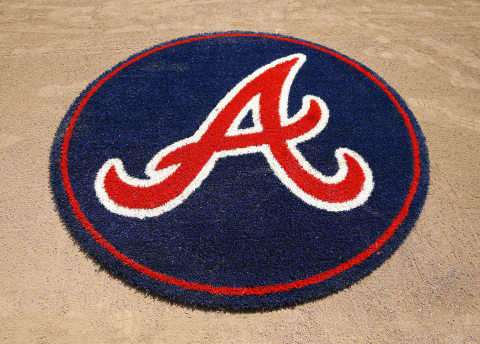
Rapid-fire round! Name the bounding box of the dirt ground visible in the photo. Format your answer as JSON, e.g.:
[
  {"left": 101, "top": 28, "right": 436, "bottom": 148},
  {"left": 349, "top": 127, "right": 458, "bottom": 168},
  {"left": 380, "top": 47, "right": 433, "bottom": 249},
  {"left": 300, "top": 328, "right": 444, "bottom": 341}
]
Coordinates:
[{"left": 1, "top": 0, "right": 479, "bottom": 343}]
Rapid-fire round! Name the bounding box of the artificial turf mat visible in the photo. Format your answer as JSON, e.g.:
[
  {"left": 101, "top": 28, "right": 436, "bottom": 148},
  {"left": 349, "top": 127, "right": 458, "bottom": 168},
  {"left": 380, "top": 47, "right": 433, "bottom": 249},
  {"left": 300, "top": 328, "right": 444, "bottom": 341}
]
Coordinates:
[{"left": 50, "top": 32, "right": 429, "bottom": 310}]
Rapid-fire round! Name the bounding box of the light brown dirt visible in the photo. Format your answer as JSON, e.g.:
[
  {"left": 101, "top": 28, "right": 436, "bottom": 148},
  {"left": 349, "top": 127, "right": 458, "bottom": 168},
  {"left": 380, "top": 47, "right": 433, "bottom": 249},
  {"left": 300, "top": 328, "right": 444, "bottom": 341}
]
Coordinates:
[{"left": 0, "top": 0, "right": 479, "bottom": 343}]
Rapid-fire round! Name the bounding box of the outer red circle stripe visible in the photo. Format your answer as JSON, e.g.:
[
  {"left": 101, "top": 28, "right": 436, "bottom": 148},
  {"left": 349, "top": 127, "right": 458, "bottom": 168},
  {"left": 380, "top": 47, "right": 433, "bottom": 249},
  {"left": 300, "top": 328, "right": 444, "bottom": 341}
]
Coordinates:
[{"left": 60, "top": 33, "right": 421, "bottom": 296}]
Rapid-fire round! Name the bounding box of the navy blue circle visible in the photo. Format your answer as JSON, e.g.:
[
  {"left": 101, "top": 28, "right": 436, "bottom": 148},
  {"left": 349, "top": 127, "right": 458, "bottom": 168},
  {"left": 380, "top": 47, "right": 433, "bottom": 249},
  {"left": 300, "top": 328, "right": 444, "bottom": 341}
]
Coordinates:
[{"left": 50, "top": 32, "right": 429, "bottom": 310}]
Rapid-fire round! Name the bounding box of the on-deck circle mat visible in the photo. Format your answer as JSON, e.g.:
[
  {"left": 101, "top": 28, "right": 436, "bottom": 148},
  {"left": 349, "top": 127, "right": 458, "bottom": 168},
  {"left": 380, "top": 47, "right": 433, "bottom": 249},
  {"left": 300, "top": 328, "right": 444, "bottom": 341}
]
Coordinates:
[{"left": 50, "top": 32, "right": 429, "bottom": 310}]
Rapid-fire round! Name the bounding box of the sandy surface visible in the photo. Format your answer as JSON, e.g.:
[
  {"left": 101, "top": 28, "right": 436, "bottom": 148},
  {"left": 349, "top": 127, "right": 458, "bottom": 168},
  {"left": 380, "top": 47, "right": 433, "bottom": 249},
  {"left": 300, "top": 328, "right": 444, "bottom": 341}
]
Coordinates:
[{"left": 1, "top": 0, "right": 479, "bottom": 343}]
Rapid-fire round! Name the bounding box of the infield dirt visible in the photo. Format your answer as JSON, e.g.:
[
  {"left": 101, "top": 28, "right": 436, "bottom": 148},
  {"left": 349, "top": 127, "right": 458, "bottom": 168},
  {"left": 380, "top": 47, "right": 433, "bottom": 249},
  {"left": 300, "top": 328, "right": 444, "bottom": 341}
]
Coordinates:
[{"left": 0, "top": 0, "right": 479, "bottom": 343}]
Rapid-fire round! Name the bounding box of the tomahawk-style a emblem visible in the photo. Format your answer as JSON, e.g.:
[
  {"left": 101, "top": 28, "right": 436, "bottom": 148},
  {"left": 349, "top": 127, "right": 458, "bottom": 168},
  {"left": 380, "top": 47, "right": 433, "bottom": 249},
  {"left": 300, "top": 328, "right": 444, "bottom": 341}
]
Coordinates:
[{"left": 95, "top": 54, "right": 374, "bottom": 218}]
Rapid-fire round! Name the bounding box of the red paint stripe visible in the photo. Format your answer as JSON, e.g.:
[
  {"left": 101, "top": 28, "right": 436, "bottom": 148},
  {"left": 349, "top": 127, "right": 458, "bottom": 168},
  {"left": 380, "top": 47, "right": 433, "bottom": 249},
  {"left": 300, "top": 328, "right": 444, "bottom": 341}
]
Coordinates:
[{"left": 60, "top": 33, "right": 421, "bottom": 296}]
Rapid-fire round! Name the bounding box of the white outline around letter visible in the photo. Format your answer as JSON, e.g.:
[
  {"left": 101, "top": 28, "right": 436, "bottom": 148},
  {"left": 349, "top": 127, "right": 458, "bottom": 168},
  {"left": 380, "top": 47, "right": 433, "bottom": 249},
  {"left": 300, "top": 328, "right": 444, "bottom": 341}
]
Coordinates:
[{"left": 95, "top": 54, "right": 374, "bottom": 218}]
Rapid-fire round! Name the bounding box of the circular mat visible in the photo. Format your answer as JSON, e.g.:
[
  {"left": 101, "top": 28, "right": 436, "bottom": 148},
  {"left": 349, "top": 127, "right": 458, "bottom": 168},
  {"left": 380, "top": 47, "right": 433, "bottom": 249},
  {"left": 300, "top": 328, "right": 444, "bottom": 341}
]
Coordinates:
[{"left": 50, "top": 32, "right": 429, "bottom": 309}]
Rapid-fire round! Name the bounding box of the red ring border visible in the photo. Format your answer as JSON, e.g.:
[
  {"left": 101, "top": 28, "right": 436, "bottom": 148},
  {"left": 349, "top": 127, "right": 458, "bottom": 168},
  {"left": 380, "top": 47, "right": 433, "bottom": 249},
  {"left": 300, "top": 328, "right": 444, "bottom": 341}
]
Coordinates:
[{"left": 60, "top": 33, "right": 421, "bottom": 296}]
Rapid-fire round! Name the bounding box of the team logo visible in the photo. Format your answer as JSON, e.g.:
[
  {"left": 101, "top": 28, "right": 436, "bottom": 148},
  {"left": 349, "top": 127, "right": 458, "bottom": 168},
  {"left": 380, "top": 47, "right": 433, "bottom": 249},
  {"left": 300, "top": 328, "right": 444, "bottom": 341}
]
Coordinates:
[
  {"left": 50, "top": 32, "right": 429, "bottom": 309},
  {"left": 95, "top": 54, "right": 373, "bottom": 218}
]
